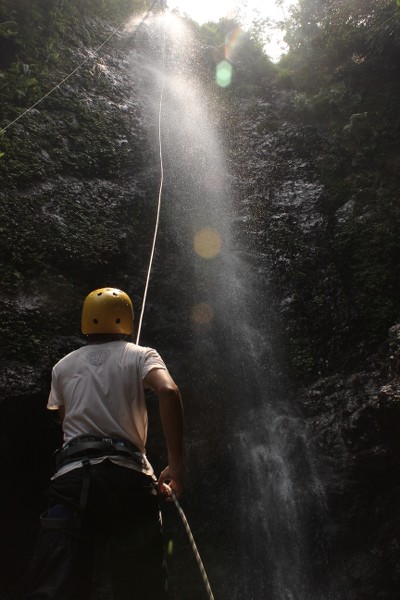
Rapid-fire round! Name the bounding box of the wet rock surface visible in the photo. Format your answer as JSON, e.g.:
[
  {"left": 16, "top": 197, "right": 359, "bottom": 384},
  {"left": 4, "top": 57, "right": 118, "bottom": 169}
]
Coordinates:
[
  {"left": 0, "top": 7, "right": 399, "bottom": 600},
  {"left": 226, "top": 93, "right": 400, "bottom": 598},
  {"left": 300, "top": 324, "right": 400, "bottom": 599}
]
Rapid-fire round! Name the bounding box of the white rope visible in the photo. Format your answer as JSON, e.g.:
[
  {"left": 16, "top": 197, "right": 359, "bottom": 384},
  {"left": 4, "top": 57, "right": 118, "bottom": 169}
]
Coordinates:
[
  {"left": 134, "top": 15, "right": 216, "bottom": 600},
  {"left": 135, "top": 22, "right": 166, "bottom": 345},
  {"left": 171, "top": 492, "right": 216, "bottom": 600},
  {"left": 0, "top": 3, "right": 157, "bottom": 134}
]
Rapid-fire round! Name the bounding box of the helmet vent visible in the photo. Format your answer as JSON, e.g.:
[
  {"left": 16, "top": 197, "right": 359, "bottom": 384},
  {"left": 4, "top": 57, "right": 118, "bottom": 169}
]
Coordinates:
[{"left": 82, "top": 288, "right": 133, "bottom": 335}]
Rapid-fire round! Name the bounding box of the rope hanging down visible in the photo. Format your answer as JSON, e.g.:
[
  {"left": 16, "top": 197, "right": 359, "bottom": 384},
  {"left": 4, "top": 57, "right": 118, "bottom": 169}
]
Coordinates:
[
  {"left": 171, "top": 492, "right": 216, "bottom": 600},
  {"left": 135, "top": 15, "right": 216, "bottom": 600},
  {"left": 0, "top": 0, "right": 159, "bottom": 134},
  {"left": 135, "top": 23, "right": 166, "bottom": 345}
]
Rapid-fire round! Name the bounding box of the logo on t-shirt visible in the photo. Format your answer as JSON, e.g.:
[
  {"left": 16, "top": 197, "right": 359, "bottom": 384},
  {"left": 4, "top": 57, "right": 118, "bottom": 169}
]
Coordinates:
[{"left": 87, "top": 350, "right": 111, "bottom": 366}]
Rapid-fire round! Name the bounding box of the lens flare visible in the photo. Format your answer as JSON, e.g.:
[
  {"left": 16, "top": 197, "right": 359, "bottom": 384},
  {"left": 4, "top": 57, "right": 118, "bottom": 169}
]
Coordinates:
[
  {"left": 216, "top": 60, "right": 232, "bottom": 88},
  {"left": 224, "top": 27, "right": 245, "bottom": 62},
  {"left": 192, "top": 302, "right": 214, "bottom": 325},
  {"left": 216, "top": 27, "right": 247, "bottom": 87},
  {"left": 194, "top": 227, "right": 222, "bottom": 259}
]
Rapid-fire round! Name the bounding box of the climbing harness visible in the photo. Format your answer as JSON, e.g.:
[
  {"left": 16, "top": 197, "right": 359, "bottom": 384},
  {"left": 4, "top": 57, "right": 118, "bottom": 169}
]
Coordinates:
[
  {"left": 54, "top": 434, "right": 144, "bottom": 471},
  {"left": 51, "top": 435, "right": 144, "bottom": 529},
  {"left": 0, "top": 0, "right": 159, "bottom": 135}
]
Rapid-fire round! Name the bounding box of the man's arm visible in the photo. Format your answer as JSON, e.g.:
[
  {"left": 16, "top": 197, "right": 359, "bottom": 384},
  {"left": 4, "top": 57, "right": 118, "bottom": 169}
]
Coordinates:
[{"left": 143, "top": 368, "right": 184, "bottom": 497}]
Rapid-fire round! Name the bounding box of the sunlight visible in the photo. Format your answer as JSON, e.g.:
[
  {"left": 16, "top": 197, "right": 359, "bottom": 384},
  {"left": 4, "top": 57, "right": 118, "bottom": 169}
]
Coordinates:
[
  {"left": 162, "top": 10, "right": 187, "bottom": 37},
  {"left": 168, "top": 0, "right": 237, "bottom": 25},
  {"left": 166, "top": 0, "right": 296, "bottom": 61}
]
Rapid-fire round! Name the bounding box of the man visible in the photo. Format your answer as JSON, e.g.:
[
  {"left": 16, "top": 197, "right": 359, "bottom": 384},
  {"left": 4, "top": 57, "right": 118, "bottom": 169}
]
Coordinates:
[{"left": 26, "top": 287, "right": 184, "bottom": 600}]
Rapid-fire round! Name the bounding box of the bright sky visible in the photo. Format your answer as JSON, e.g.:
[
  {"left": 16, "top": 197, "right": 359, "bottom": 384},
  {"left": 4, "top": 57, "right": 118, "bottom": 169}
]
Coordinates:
[{"left": 166, "top": 0, "right": 295, "bottom": 60}]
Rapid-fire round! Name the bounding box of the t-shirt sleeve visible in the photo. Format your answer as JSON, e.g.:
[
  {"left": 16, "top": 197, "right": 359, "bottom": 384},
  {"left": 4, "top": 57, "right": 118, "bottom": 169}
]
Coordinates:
[
  {"left": 141, "top": 347, "right": 167, "bottom": 379},
  {"left": 47, "top": 367, "right": 65, "bottom": 410}
]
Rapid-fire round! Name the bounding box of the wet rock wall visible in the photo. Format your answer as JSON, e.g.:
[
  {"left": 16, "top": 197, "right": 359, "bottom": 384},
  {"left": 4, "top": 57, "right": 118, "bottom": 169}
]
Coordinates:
[{"left": 1, "top": 5, "right": 400, "bottom": 599}]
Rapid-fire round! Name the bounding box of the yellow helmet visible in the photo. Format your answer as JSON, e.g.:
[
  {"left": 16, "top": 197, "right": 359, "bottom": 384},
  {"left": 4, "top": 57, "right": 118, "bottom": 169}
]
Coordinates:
[{"left": 81, "top": 288, "right": 134, "bottom": 335}]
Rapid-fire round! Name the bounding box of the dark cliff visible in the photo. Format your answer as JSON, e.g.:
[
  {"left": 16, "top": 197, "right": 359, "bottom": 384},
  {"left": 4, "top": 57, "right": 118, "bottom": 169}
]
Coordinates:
[{"left": 1, "top": 1, "right": 400, "bottom": 599}]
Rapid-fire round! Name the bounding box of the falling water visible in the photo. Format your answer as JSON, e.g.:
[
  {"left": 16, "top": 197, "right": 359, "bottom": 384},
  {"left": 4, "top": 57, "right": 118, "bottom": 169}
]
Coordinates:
[{"left": 128, "top": 13, "right": 328, "bottom": 600}]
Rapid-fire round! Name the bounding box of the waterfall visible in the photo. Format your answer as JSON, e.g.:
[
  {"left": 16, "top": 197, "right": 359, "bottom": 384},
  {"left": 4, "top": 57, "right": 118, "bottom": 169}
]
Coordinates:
[{"left": 128, "top": 13, "right": 328, "bottom": 600}]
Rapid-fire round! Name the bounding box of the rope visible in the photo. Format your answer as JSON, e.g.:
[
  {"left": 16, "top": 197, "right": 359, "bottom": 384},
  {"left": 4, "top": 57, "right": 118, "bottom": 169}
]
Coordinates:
[
  {"left": 171, "top": 492, "right": 216, "bottom": 600},
  {"left": 135, "top": 18, "right": 166, "bottom": 345},
  {"left": 0, "top": 1, "right": 159, "bottom": 134},
  {"left": 133, "top": 11, "right": 216, "bottom": 600}
]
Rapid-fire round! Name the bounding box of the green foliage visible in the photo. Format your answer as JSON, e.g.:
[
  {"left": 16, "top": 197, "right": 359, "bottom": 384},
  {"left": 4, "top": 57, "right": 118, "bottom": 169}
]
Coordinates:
[
  {"left": 0, "top": 0, "right": 149, "bottom": 371},
  {"left": 281, "top": 0, "right": 400, "bottom": 100},
  {"left": 333, "top": 186, "right": 400, "bottom": 340},
  {"left": 1, "top": 0, "right": 399, "bottom": 387},
  {"left": 0, "top": 0, "right": 144, "bottom": 127},
  {"left": 269, "top": 0, "right": 400, "bottom": 380}
]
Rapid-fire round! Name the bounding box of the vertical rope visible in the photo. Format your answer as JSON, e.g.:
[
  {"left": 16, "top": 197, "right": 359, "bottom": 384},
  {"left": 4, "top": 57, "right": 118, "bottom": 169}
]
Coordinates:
[
  {"left": 135, "top": 22, "right": 166, "bottom": 345},
  {"left": 130, "top": 10, "right": 216, "bottom": 599},
  {"left": 171, "top": 492, "right": 216, "bottom": 600}
]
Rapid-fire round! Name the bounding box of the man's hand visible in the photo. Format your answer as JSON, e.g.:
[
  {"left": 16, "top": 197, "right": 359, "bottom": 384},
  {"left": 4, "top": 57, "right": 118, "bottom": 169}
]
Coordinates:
[{"left": 158, "top": 464, "right": 184, "bottom": 499}]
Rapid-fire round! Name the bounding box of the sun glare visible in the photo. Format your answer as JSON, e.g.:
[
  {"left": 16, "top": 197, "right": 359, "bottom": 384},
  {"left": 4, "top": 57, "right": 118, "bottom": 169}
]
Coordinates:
[
  {"left": 166, "top": 0, "right": 295, "bottom": 61},
  {"left": 162, "top": 10, "right": 186, "bottom": 36}
]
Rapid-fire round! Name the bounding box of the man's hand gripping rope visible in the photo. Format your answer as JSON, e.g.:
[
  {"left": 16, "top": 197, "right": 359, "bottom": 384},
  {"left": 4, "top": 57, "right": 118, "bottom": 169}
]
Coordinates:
[{"left": 157, "top": 463, "right": 183, "bottom": 500}]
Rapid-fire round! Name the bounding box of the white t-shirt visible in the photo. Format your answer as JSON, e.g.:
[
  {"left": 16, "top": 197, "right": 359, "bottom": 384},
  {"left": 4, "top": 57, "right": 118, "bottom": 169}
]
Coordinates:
[{"left": 47, "top": 340, "right": 167, "bottom": 478}]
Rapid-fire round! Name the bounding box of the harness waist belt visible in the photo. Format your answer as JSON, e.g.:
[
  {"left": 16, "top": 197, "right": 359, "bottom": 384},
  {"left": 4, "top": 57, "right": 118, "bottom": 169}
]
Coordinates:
[{"left": 54, "top": 435, "right": 144, "bottom": 471}]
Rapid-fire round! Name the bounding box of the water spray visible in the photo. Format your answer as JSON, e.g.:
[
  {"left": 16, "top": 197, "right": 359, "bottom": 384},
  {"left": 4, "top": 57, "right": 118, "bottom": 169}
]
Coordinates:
[{"left": 135, "top": 8, "right": 217, "bottom": 600}]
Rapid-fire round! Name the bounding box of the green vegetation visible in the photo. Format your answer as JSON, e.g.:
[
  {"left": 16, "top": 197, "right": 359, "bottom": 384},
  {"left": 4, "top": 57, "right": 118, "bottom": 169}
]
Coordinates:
[
  {"left": 274, "top": 0, "right": 400, "bottom": 379},
  {"left": 1, "top": 0, "right": 399, "bottom": 383},
  {"left": 0, "top": 0, "right": 150, "bottom": 366},
  {"left": 207, "top": 1, "right": 400, "bottom": 381},
  {"left": 0, "top": 0, "right": 147, "bottom": 126}
]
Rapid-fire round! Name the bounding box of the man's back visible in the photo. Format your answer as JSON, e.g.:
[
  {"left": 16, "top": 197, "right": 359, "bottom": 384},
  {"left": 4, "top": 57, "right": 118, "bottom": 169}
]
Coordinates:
[{"left": 48, "top": 340, "right": 166, "bottom": 451}]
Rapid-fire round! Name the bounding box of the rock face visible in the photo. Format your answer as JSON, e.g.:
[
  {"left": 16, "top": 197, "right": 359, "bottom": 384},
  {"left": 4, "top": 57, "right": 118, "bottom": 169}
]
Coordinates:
[
  {"left": 300, "top": 324, "right": 400, "bottom": 599},
  {"left": 225, "top": 91, "right": 400, "bottom": 598},
  {"left": 0, "top": 11, "right": 164, "bottom": 599},
  {"left": 0, "top": 6, "right": 399, "bottom": 600}
]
